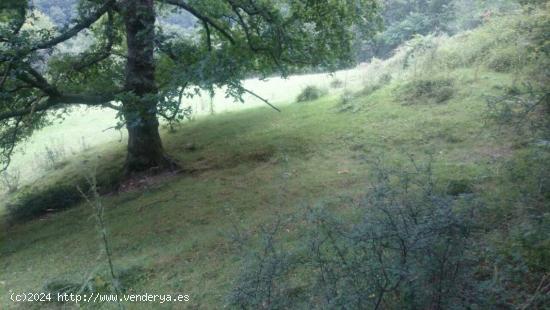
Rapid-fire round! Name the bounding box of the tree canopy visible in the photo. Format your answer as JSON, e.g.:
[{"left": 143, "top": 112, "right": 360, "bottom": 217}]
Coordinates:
[{"left": 0, "top": 0, "right": 381, "bottom": 175}]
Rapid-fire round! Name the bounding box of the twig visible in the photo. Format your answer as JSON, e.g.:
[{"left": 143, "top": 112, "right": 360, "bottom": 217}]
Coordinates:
[
  {"left": 232, "top": 83, "right": 281, "bottom": 112},
  {"left": 77, "top": 174, "right": 124, "bottom": 310}
]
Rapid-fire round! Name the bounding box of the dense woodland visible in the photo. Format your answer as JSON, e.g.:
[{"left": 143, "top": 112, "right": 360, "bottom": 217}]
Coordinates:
[{"left": 0, "top": 0, "right": 548, "bottom": 309}]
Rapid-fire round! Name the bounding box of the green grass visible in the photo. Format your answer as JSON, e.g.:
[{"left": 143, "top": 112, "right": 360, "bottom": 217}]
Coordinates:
[
  {"left": 0, "top": 66, "right": 368, "bottom": 196},
  {"left": 0, "top": 68, "right": 518, "bottom": 308},
  {"left": 1, "top": 10, "right": 547, "bottom": 309}
]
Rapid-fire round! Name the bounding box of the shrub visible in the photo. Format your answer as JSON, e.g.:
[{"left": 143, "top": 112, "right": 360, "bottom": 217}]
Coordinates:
[
  {"left": 355, "top": 73, "right": 392, "bottom": 99},
  {"left": 446, "top": 179, "right": 474, "bottom": 196},
  {"left": 229, "top": 153, "right": 549, "bottom": 308},
  {"left": 396, "top": 77, "right": 455, "bottom": 104},
  {"left": 486, "top": 47, "right": 521, "bottom": 72},
  {"left": 229, "top": 159, "right": 482, "bottom": 309},
  {"left": 304, "top": 161, "right": 476, "bottom": 309},
  {"left": 296, "top": 86, "right": 327, "bottom": 102},
  {"left": 5, "top": 166, "right": 122, "bottom": 224},
  {"left": 477, "top": 147, "right": 550, "bottom": 308},
  {"left": 6, "top": 184, "right": 84, "bottom": 223},
  {"left": 359, "top": 84, "right": 381, "bottom": 98},
  {"left": 486, "top": 86, "right": 550, "bottom": 138},
  {"left": 228, "top": 219, "right": 300, "bottom": 309}
]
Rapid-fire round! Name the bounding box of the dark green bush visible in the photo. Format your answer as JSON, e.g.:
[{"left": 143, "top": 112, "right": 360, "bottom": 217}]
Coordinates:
[
  {"left": 486, "top": 47, "right": 520, "bottom": 72},
  {"left": 486, "top": 87, "right": 550, "bottom": 138},
  {"left": 296, "top": 86, "right": 327, "bottom": 102},
  {"left": 229, "top": 153, "right": 549, "bottom": 308},
  {"left": 397, "top": 77, "right": 455, "bottom": 104},
  {"left": 5, "top": 167, "right": 122, "bottom": 224},
  {"left": 228, "top": 160, "right": 483, "bottom": 309},
  {"left": 227, "top": 218, "right": 304, "bottom": 309},
  {"left": 446, "top": 179, "right": 474, "bottom": 196},
  {"left": 6, "top": 184, "right": 83, "bottom": 223},
  {"left": 303, "top": 162, "right": 477, "bottom": 309}
]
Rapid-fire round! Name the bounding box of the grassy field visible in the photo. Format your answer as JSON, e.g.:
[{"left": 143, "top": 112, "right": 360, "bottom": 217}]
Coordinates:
[
  {"left": 0, "top": 66, "right": 368, "bottom": 198},
  {"left": 1, "top": 9, "right": 548, "bottom": 309}
]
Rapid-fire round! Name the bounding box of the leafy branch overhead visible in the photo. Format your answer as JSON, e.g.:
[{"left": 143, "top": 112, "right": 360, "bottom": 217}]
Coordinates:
[{"left": 0, "top": 0, "right": 381, "bottom": 173}]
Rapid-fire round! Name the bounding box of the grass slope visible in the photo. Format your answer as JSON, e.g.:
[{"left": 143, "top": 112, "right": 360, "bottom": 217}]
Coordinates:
[
  {"left": 1, "top": 9, "right": 548, "bottom": 309},
  {"left": 0, "top": 66, "right": 366, "bottom": 193}
]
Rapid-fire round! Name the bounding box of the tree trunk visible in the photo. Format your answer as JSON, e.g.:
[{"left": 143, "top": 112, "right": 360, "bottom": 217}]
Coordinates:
[{"left": 121, "top": 0, "right": 177, "bottom": 175}]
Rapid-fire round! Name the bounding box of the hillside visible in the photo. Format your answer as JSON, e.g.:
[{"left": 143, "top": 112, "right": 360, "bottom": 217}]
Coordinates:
[{"left": 1, "top": 8, "right": 549, "bottom": 309}]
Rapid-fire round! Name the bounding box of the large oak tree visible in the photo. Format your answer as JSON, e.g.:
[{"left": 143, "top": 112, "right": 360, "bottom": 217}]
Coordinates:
[{"left": 0, "top": 0, "right": 380, "bottom": 176}]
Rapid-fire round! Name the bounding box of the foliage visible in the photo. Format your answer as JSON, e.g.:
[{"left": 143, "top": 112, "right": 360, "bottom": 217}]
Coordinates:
[
  {"left": 446, "top": 178, "right": 474, "bottom": 196},
  {"left": 1, "top": 7, "right": 549, "bottom": 309},
  {"left": 229, "top": 158, "right": 480, "bottom": 309},
  {"left": 0, "top": 168, "right": 19, "bottom": 193},
  {"left": 476, "top": 147, "right": 550, "bottom": 308},
  {"left": 228, "top": 217, "right": 301, "bottom": 309},
  {"left": 5, "top": 164, "right": 121, "bottom": 224},
  {"left": 306, "top": 162, "right": 477, "bottom": 309},
  {"left": 33, "top": 0, "right": 78, "bottom": 25},
  {"left": 358, "top": 0, "right": 520, "bottom": 60},
  {"left": 0, "top": 0, "right": 382, "bottom": 173},
  {"left": 296, "top": 86, "right": 327, "bottom": 103},
  {"left": 6, "top": 184, "right": 83, "bottom": 224},
  {"left": 486, "top": 85, "right": 550, "bottom": 138},
  {"left": 229, "top": 150, "right": 549, "bottom": 308},
  {"left": 396, "top": 77, "right": 455, "bottom": 105}
]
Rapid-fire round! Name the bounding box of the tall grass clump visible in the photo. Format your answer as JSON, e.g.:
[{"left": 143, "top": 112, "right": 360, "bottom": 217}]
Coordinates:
[
  {"left": 6, "top": 184, "right": 83, "bottom": 223},
  {"left": 296, "top": 86, "right": 327, "bottom": 102},
  {"left": 395, "top": 77, "right": 455, "bottom": 105},
  {"left": 4, "top": 161, "right": 122, "bottom": 224}
]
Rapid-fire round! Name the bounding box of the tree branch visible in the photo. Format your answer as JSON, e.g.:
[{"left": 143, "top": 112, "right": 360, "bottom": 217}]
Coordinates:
[
  {"left": 0, "top": 115, "right": 24, "bottom": 172},
  {"left": 13, "top": 62, "right": 122, "bottom": 114},
  {"left": 0, "top": 0, "right": 116, "bottom": 64},
  {"left": 231, "top": 83, "right": 281, "bottom": 112},
  {"left": 18, "top": 66, "right": 61, "bottom": 97},
  {"left": 160, "top": 0, "right": 235, "bottom": 44},
  {"left": 0, "top": 93, "right": 119, "bottom": 121},
  {"left": 33, "top": 0, "right": 116, "bottom": 51},
  {"left": 73, "top": 9, "right": 116, "bottom": 71},
  {"left": 203, "top": 20, "right": 212, "bottom": 51}
]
